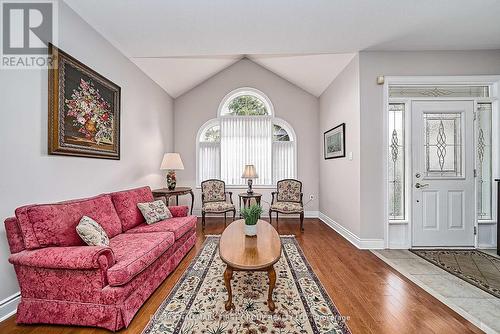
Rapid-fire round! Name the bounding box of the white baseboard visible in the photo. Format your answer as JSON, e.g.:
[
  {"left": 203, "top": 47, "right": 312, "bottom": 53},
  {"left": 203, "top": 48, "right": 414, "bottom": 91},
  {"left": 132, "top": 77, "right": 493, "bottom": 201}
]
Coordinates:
[
  {"left": 0, "top": 292, "right": 20, "bottom": 322},
  {"left": 192, "top": 210, "right": 319, "bottom": 218},
  {"left": 304, "top": 210, "right": 319, "bottom": 218},
  {"left": 318, "top": 212, "right": 384, "bottom": 249}
]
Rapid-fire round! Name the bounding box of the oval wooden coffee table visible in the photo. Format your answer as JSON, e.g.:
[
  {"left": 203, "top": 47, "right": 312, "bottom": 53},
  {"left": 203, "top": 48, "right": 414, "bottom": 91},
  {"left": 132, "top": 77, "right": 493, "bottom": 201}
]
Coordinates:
[{"left": 219, "top": 219, "right": 281, "bottom": 311}]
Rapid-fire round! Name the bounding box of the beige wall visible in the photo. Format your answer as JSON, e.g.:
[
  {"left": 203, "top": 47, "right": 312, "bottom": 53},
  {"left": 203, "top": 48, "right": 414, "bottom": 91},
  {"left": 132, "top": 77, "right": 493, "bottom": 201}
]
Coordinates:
[
  {"left": 174, "top": 59, "right": 319, "bottom": 214},
  {"left": 319, "top": 56, "right": 361, "bottom": 235},
  {"left": 0, "top": 2, "right": 174, "bottom": 303},
  {"left": 358, "top": 50, "right": 500, "bottom": 239}
]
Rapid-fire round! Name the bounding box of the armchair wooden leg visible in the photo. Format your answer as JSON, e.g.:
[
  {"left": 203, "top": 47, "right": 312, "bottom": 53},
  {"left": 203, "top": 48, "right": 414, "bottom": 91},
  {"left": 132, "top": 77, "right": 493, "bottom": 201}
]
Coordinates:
[
  {"left": 224, "top": 212, "right": 227, "bottom": 227},
  {"left": 233, "top": 209, "right": 236, "bottom": 221},
  {"left": 202, "top": 211, "right": 206, "bottom": 231},
  {"left": 300, "top": 212, "right": 304, "bottom": 232},
  {"left": 269, "top": 210, "right": 272, "bottom": 225},
  {"left": 276, "top": 212, "right": 279, "bottom": 230}
]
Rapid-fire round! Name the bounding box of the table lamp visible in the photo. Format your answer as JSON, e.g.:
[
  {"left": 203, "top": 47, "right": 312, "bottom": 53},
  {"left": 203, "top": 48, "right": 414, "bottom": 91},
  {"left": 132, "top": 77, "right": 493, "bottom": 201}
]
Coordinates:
[
  {"left": 160, "top": 153, "right": 184, "bottom": 190},
  {"left": 241, "top": 164, "right": 258, "bottom": 194}
]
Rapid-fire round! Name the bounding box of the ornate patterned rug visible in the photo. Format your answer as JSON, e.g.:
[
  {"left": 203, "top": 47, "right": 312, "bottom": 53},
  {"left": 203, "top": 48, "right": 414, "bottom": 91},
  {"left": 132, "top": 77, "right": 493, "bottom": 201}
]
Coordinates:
[
  {"left": 143, "top": 236, "right": 350, "bottom": 334},
  {"left": 411, "top": 249, "right": 500, "bottom": 298}
]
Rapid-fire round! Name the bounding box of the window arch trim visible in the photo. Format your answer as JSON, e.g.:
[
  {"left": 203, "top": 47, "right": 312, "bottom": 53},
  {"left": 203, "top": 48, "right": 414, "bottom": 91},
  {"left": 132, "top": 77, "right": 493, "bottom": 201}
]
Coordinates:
[
  {"left": 218, "top": 87, "right": 275, "bottom": 117},
  {"left": 196, "top": 118, "right": 220, "bottom": 142},
  {"left": 273, "top": 117, "right": 296, "bottom": 142}
]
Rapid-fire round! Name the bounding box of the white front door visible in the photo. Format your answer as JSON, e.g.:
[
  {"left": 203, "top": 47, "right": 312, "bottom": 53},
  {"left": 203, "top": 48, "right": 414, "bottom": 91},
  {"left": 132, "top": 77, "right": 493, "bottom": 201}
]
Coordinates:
[{"left": 412, "top": 101, "right": 475, "bottom": 247}]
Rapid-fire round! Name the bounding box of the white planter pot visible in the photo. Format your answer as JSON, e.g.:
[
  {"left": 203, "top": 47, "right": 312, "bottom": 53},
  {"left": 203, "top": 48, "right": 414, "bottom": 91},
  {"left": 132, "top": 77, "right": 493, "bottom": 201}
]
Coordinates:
[{"left": 244, "top": 224, "right": 257, "bottom": 237}]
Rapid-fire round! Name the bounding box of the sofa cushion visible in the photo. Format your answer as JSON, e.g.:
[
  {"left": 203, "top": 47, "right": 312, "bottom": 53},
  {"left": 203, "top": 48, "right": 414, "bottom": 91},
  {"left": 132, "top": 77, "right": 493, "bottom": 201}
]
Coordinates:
[
  {"left": 110, "top": 186, "right": 154, "bottom": 231},
  {"left": 76, "top": 216, "right": 110, "bottom": 246},
  {"left": 107, "top": 232, "right": 174, "bottom": 286},
  {"left": 127, "top": 215, "right": 197, "bottom": 240},
  {"left": 15, "top": 195, "right": 122, "bottom": 249},
  {"left": 137, "top": 200, "right": 172, "bottom": 224},
  {"left": 4, "top": 217, "right": 25, "bottom": 254}
]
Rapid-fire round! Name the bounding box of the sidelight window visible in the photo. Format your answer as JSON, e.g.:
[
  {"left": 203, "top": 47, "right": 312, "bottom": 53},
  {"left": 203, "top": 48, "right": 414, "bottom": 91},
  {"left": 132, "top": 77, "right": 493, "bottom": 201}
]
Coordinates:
[
  {"left": 388, "top": 103, "right": 405, "bottom": 220},
  {"left": 477, "top": 103, "right": 493, "bottom": 220}
]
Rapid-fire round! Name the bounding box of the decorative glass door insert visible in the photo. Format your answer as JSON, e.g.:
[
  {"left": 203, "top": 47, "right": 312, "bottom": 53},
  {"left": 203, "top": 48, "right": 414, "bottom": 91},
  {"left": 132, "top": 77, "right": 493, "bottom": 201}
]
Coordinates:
[{"left": 423, "top": 112, "right": 463, "bottom": 178}]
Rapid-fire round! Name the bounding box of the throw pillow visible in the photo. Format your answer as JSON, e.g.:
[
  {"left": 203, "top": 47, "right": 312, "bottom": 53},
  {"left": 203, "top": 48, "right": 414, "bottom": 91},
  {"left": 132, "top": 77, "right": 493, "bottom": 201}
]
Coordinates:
[
  {"left": 76, "top": 216, "right": 110, "bottom": 246},
  {"left": 137, "top": 200, "right": 172, "bottom": 224}
]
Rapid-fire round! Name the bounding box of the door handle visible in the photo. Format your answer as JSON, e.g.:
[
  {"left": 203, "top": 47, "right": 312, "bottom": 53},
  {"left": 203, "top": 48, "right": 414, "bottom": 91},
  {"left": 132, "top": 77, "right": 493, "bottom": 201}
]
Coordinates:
[{"left": 415, "top": 182, "right": 429, "bottom": 189}]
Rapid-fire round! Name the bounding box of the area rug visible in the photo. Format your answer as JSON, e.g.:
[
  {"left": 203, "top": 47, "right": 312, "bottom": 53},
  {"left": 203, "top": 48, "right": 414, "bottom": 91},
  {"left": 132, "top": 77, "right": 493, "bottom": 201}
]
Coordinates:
[
  {"left": 410, "top": 249, "right": 500, "bottom": 298},
  {"left": 143, "top": 236, "right": 350, "bottom": 334}
]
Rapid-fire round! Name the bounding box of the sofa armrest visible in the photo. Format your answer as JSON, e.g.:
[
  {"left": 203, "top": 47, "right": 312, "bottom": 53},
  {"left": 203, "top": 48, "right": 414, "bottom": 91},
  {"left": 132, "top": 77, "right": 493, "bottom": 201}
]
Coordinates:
[
  {"left": 168, "top": 205, "right": 189, "bottom": 217},
  {"left": 9, "top": 245, "right": 115, "bottom": 270}
]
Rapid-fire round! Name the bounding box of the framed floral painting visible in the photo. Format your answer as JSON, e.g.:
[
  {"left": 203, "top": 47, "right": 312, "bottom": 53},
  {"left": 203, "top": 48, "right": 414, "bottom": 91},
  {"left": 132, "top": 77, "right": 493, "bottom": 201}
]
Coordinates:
[{"left": 48, "top": 44, "right": 120, "bottom": 159}]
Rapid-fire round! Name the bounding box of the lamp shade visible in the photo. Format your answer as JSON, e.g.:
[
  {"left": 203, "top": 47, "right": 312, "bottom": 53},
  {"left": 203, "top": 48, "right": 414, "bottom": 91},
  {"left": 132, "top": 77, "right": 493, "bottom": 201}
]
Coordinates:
[
  {"left": 160, "top": 153, "right": 184, "bottom": 170},
  {"left": 241, "top": 164, "right": 258, "bottom": 179}
]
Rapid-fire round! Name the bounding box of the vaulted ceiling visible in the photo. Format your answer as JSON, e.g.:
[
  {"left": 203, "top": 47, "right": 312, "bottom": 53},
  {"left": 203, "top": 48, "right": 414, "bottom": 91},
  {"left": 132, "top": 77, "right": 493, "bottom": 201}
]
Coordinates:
[
  {"left": 64, "top": 0, "right": 500, "bottom": 98},
  {"left": 130, "top": 54, "right": 356, "bottom": 98}
]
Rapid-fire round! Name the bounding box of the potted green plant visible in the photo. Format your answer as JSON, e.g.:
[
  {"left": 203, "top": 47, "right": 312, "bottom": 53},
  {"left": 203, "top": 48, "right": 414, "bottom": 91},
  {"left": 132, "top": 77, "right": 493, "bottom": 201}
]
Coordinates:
[{"left": 240, "top": 204, "right": 263, "bottom": 236}]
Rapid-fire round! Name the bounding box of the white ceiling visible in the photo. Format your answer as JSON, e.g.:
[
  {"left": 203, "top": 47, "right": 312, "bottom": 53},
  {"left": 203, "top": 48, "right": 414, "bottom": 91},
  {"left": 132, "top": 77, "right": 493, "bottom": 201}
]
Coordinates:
[
  {"left": 64, "top": 0, "right": 500, "bottom": 97},
  {"left": 131, "top": 56, "right": 242, "bottom": 98},
  {"left": 248, "top": 54, "right": 356, "bottom": 97}
]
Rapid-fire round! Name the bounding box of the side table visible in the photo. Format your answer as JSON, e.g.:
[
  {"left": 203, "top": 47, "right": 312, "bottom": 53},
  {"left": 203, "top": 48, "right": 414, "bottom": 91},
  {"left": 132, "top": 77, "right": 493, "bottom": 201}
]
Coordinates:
[
  {"left": 152, "top": 187, "right": 194, "bottom": 215},
  {"left": 238, "top": 192, "right": 262, "bottom": 217}
]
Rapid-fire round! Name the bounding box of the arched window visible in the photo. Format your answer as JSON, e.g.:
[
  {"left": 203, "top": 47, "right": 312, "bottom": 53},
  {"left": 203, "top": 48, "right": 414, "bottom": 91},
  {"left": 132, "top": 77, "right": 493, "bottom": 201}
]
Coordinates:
[
  {"left": 197, "top": 88, "right": 296, "bottom": 186},
  {"left": 219, "top": 87, "right": 273, "bottom": 116}
]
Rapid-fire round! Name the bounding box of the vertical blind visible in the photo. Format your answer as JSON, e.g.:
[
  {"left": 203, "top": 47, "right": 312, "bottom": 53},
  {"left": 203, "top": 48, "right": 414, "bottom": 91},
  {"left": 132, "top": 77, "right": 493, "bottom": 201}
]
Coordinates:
[
  {"left": 272, "top": 141, "right": 295, "bottom": 182},
  {"left": 198, "top": 142, "right": 220, "bottom": 182},
  {"left": 220, "top": 117, "right": 272, "bottom": 185}
]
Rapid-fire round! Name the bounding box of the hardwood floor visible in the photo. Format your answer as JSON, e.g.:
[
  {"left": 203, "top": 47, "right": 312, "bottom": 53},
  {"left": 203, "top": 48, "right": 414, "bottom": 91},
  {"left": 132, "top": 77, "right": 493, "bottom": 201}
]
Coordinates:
[{"left": 0, "top": 218, "right": 483, "bottom": 334}]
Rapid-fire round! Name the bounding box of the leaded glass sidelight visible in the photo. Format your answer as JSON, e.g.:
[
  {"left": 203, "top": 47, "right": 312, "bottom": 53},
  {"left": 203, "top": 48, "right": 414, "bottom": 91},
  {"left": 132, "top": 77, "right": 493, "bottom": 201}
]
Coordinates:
[
  {"left": 388, "top": 103, "right": 405, "bottom": 220},
  {"left": 477, "top": 103, "right": 492, "bottom": 220},
  {"left": 424, "top": 113, "right": 463, "bottom": 178}
]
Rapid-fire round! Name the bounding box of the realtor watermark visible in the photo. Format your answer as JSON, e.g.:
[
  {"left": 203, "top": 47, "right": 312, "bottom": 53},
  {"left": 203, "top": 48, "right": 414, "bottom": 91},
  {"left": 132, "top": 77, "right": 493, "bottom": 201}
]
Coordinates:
[
  {"left": 1, "top": 0, "right": 58, "bottom": 69},
  {"left": 149, "top": 311, "right": 351, "bottom": 328}
]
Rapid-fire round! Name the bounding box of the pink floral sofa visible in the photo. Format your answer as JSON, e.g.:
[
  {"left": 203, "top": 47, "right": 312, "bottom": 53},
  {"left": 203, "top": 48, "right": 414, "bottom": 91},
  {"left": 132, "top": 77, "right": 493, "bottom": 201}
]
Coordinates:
[{"left": 4, "top": 186, "right": 197, "bottom": 331}]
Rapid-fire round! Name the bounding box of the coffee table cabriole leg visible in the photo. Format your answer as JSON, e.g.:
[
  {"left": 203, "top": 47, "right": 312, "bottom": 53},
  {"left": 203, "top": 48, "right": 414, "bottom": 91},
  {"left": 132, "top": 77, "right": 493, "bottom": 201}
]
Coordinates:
[
  {"left": 224, "top": 266, "right": 234, "bottom": 311},
  {"left": 267, "top": 265, "right": 276, "bottom": 311}
]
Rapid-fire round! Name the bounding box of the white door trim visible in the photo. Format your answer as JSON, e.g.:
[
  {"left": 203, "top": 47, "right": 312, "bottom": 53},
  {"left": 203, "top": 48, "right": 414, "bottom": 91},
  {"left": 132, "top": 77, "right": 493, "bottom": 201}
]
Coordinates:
[{"left": 382, "top": 75, "right": 500, "bottom": 249}]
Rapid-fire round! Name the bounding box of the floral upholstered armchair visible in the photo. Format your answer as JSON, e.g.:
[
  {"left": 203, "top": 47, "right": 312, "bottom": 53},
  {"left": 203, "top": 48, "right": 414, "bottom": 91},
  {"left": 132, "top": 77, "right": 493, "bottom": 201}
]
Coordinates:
[
  {"left": 269, "top": 179, "right": 304, "bottom": 231},
  {"left": 201, "top": 179, "right": 236, "bottom": 230}
]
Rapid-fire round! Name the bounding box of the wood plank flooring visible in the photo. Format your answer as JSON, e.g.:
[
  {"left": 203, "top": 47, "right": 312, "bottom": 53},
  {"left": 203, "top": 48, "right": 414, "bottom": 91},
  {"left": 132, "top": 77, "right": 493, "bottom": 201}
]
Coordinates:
[{"left": 0, "top": 218, "right": 484, "bottom": 334}]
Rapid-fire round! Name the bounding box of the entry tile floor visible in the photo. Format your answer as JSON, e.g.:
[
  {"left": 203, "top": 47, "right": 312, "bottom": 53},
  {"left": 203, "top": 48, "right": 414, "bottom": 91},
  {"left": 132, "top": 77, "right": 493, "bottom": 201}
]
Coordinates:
[{"left": 372, "top": 249, "right": 500, "bottom": 334}]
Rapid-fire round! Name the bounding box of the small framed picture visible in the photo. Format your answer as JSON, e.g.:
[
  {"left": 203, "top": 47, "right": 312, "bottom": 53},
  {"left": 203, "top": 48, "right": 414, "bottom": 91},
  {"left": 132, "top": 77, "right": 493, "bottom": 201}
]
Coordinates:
[{"left": 324, "top": 123, "right": 345, "bottom": 159}]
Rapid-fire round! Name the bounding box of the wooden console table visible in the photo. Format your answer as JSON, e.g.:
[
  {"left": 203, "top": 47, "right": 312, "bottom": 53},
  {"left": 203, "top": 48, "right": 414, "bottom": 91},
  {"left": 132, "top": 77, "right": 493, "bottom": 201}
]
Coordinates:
[{"left": 152, "top": 187, "right": 194, "bottom": 215}]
